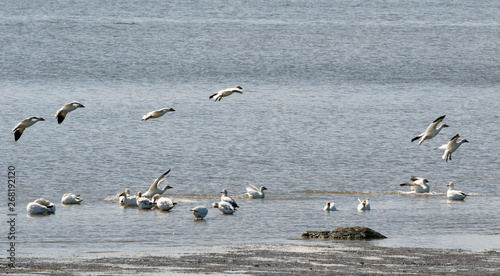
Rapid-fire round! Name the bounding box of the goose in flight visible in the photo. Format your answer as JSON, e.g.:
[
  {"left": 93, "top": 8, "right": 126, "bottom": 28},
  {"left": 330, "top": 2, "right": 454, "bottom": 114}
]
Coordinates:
[
  {"left": 142, "top": 108, "right": 175, "bottom": 121},
  {"left": 61, "top": 193, "right": 83, "bottom": 204},
  {"left": 324, "top": 201, "right": 337, "bottom": 211},
  {"left": 212, "top": 201, "right": 236, "bottom": 214},
  {"left": 220, "top": 189, "right": 239, "bottom": 209},
  {"left": 357, "top": 198, "right": 370, "bottom": 211},
  {"left": 152, "top": 195, "right": 177, "bottom": 211},
  {"left": 12, "top": 116, "right": 45, "bottom": 141},
  {"left": 245, "top": 184, "right": 267, "bottom": 199},
  {"left": 447, "top": 182, "right": 468, "bottom": 200},
  {"left": 209, "top": 86, "right": 243, "bottom": 102},
  {"left": 400, "top": 176, "right": 430, "bottom": 193},
  {"left": 55, "top": 101, "right": 85, "bottom": 124},
  {"left": 411, "top": 115, "right": 448, "bottom": 146},
  {"left": 190, "top": 206, "right": 208, "bottom": 220},
  {"left": 434, "top": 134, "right": 469, "bottom": 162},
  {"left": 142, "top": 169, "right": 173, "bottom": 198}
]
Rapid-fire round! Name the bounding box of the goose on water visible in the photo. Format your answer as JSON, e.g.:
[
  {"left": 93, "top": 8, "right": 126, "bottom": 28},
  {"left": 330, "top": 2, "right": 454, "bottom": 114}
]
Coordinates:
[
  {"left": 142, "top": 169, "right": 173, "bottom": 198},
  {"left": 220, "top": 189, "right": 239, "bottom": 209},
  {"left": 55, "top": 101, "right": 85, "bottom": 124},
  {"left": 27, "top": 198, "right": 56, "bottom": 214},
  {"left": 190, "top": 206, "right": 208, "bottom": 220},
  {"left": 212, "top": 201, "right": 235, "bottom": 214},
  {"left": 119, "top": 189, "right": 139, "bottom": 207},
  {"left": 435, "top": 134, "right": 469, "bottom": 162},
  {"left": 142, "top": 108, "right": 175, "bottom": 121},
  {"left": 357, "top": 198, "right": 370, "bottom": 211},
  {"left": 136, "top": 192, "right": 155, "bottom": 209},
  {"left": 324, "top": 201, "right": 337, "bottom": 211},
  {"left": 152, "top": 195, "right": 177, "bottom": 211},
  {"left": 411, "top": 115, "right": 448, "bottom": 146},
  {"left": 400, "top": 176, "right": 430, "bottom": 193},
  {"left": 12, "top": 116, "right": 45, "bottom": 141},
  {"left": 61, "top": 193, "right": 83, "bottom": 204},
  {"left": 245, "top": 184, "right": 267, "bottom": 199},
  {"left": 447, "top": 182, "right": 468, "bottom": 200},
  {"left": 209, "top": 86, "right": 243, "bottom": 102}
]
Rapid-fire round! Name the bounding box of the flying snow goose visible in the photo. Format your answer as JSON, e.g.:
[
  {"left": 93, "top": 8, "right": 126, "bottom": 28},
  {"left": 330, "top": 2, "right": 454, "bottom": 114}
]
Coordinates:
[
  {"left": 119, "top": 190, "right": 139, "bottom": 207},
  {"left": 12, "top": 116, "right": 45, "bottom": 141},
  {"left": 245, "top": 184, "right": 267, "bottom": 199},
  {"left": 411, "top": 115, "right": 448, "bottom": 146},
  {"left": 435, "top": 134, "right": 469, "bottom": 162},
  {"left": 152, "top": 195, "right": 177, "bottom": 211},
  {"left": 142, "top": 169, "right": 173, "bottom": 198},
  {"left": 33, "top": 198, "right": 56, "bottom": 213},
  {"left": 220, "top": 189, "right": 239, "bottom": 208},
  {"left": 212, "top": 201, "right": 235, "bottom": 214},
  {"left": 190, "top": 206, "right": 208, "bottom": 220},
  {"left": 55, "top": 101, "right": 85, "bottom": 124},
  {"left": 136, "top": 192, "right": 155, "bottom": 209},
  {"left": 400, "top": 176, "right": 430, "bottom": 193},
  {"left": 61, "top": 193, "right": 83, "bottom": 204},
  {"left": 324, "top": 201, "right": 337, "bottom": 211},
  {"left": 209, "top": 86, "right": 243, "bottom": 102},
  {"left": 357, "top": 198, "right": 370, "bottom": 211},
  {"left": 142, "top": 108, "right": 175, "bottom": 121},
  {"left": 447, "top": 182, "right": 468, "bottom": 200}
]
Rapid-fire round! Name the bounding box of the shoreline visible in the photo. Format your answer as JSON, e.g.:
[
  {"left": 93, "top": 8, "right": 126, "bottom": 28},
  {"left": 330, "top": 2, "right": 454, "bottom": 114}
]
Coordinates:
[{"left": 2, "top": 243, "right": 499, "bottom": 275}]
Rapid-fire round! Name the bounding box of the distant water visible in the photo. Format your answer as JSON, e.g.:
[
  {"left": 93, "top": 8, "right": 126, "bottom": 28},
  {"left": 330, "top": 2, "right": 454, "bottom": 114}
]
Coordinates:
[{"left": 1, "top": 0, "right": 499, "bottom": 257}]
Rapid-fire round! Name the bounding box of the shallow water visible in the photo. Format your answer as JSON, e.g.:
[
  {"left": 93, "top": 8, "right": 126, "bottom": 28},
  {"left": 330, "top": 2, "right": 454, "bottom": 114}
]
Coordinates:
[{"left": 1, "top": 0, "right": 499, "bottom": 257}]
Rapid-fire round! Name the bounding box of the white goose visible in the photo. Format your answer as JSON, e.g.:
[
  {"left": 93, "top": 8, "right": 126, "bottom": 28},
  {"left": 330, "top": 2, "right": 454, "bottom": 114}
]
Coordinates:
[
  {"left": 411, "top": 115, "right": 448, "bottom": 146},
  {"left": 55, "top": 101, "right": 85, "bottom": 124},
  {"left": 435, "top": 134, "right": 469, "bottom": 162},
  {"left": 119, "top": 189, "right": 139, "bottom": 207},
  {"left": 245, "top": 184, "right": 267, "bottom": 199},
  {"left": 324, "top": 201, "right": 337, "bottom": 211},
  {"left": 142, "top": 108, "right": 175, "bottom": 121},
  {"left": 136, "top": 192, "right": 155, "bottom": 209},
  {"left": 190, "top": 206, "right": 208, "bottom": 220},
  {"left": 357, "top": 198, "right": 370, "bottom": 211},
  {"left": 27, "top": 198, "right": 56, "bottom": 214},
  {"left": 152, "top": 195, "right": 177, "bottom": 211},
  {"left": 142, "top": 169, "right": 173, "bottom": 198},
  {"left": 400, "top": 176, "right": 430, "bottom": 193},
  {"left": 212, "top": 201, "right": 235, "bottom": 215},
  {"left": 220, "top": 189, "right": 239, "bottom": 209},
  {"left": 61, "top": 193, "right": 83, "bottom": 204},
  {"left": 12, "top": 116, "right": 45, "bottom": 141},
  {"left": 209, "top": 86, "right": 243, "bottom": 102},
  {"left": 447, "top": 182, "right": 468, "bottom": 200}
]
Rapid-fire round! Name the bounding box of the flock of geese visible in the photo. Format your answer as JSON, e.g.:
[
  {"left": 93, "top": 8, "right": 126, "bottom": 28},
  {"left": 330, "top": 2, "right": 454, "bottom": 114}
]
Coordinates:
[{"left": 20, "top": 91, "right": 469, "bottom": 217}]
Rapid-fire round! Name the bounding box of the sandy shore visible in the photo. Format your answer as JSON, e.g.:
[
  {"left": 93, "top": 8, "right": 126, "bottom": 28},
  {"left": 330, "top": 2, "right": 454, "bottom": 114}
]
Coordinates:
[{"left": 2, "top": 242, "right": 499, "bottom": 275}]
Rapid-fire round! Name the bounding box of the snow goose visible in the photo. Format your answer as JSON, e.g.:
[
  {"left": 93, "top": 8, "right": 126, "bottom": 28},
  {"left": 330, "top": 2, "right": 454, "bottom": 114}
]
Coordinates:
[
  {"left": 357, "top": 198, "right": 370, "bottom": 211},
  {"left": 12, "top": 116, "right": 45, "bottom": 141},
  {"left": 142, "top": 169, "right": 173, "bottom": 198},
  {"left": 136, "top": 192, "right": 155, "bottom": 209},
  {"left": 55, "top": 101, "right": 85, "bottom": 124},
  {"left": 152, "top": 195, "right": 177, "bottom": 211},
  {"left": 411, "top": 115, "right": 448, "bottom": 146},
  {"left": 61, "top": 193, "right": 83, "bottom": 204},
  {"left": 435, "top": 134, "right": 469, "bottom": 162},
  {"left": 190, "top": 206, "right": 208, "bottom": 220},
  {"left": 33, "top": 198, "right": 56, "bottom": 214},
  {"left": 119, "top": 190, "right": 139, "bottom": 207},
  {"left": 220, "top": 189, "right": 239, "bottom": 208},
  {"left": 447, "top": 182, "right": 468, "bottom": 200},
  {"left": 209, "top": 86, "right": 243, "bottom": 102},
  {"left": 400, "top": 176, "right": 430, "bottom": 193},
  {"left": 245, "top": 184, "right": 267, "bottom": 199},
  {"left": 142, "top": 108, "right": 175, "bottom": 121},
  {"left": 27, "top": 202, "right": 50, "bottom": 215},
  {"left": 324, "top": 201, "right": 337, "bottom": 211},
  {"left": 212, "top": 201, "right": 235, "bottom": 214}
]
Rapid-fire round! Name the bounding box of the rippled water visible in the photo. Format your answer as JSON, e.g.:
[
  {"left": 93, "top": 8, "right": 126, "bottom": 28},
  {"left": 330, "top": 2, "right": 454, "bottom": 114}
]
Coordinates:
[{"left": 1, "top": 0, "right": 499, "bottom": 257}]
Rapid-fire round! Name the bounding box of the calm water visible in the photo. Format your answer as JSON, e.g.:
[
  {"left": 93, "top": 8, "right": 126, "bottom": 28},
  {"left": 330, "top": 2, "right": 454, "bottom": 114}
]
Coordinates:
[{"left": 1, "top": 0, "right": 499, "bottom": 257}]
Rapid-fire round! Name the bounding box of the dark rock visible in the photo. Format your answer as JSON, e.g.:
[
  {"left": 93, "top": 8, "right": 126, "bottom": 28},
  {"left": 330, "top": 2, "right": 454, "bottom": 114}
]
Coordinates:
[{"left": 302, "top": 226, "right": 387, "bottom": 240}]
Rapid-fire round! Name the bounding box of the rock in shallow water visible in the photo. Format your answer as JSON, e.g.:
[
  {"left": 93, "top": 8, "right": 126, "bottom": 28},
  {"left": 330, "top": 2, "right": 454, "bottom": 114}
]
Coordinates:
[{"left": 302, "top": 226, "right": 387, "bottom": 240}]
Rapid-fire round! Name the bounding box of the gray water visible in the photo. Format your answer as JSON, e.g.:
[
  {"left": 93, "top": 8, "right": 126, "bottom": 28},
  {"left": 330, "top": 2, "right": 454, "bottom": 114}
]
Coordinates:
[{"left": 1, "top": 0, "right": 499, "bottom": 258}]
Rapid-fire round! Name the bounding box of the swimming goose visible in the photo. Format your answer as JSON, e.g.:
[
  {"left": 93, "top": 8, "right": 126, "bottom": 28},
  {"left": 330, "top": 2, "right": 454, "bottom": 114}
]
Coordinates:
[
  {"left": 447, "top": 182, "right": 468, "bottom": 200},
  {"left": 142, "top": 108, "right": 175, "bottom": 121},
  {"left": 142, "top": 169, "right": 173, "bottom": 198},
  {"left": 136, "top": 192, "right": 155, "bottom": 209},
  {"left": 119, "top": 190, "right": 139, "bottom": 207},
  {"left": 212, "top": 201, "right": 235, "bottom": 214},
  {"left": 411, "top": 115, "right": 448, "bottom": 146},
  {"left": 245, "top": 184, "right": 267, "bottom": 199},
  {"left": 152, "top": 195, "right": 177, "bottom": 211},
  {"left": 33, "top": 198, "right": 56, "bottom": 213},
  {"left": 357, "top": 198, "right": 370, "bottom": 211},
  {"left": 55, "top": 101, "right": 85, "bottom": 124},
  {"left": 220, "top": 189, "right": 239, "bottom": 208},
  {"left": 12, "top": 116, "right": 45, "bottom": 141},
  {"left": 27, "top": 202, "right": 50, "bottom": 214},
  {"left": 209, "top": 86, "right": 243, "bottom": 102},
  {"left": 324, "top": 201, "right": 337, "bottom": 211},
  {"left": 435, "top": 134, "right": 469, "bottom": 162},
  {"left": 61, "top": 193, "right": 83, "bottom": 204},
  {"left": 190, "top": 206, "right": 208, "bottom": 220},
  {"left": 400, "top": 176, "right": 430, "bottom": 193}
]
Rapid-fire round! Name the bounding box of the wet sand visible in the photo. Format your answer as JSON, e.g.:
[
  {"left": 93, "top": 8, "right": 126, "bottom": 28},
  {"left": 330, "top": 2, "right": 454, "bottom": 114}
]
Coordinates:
[{"left": 2, "top": 243, "right": 499, "bottom": 275}]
